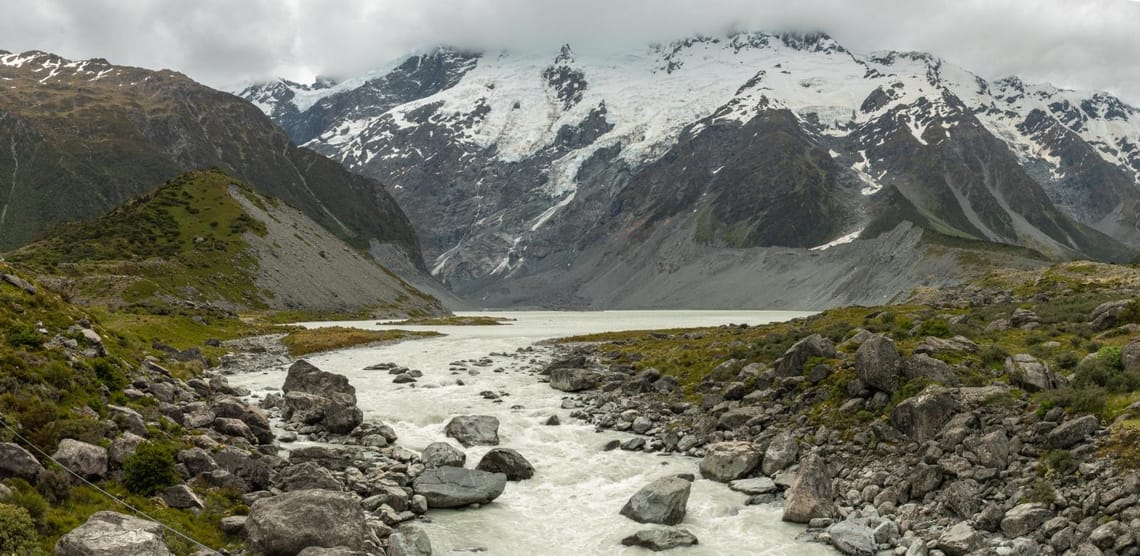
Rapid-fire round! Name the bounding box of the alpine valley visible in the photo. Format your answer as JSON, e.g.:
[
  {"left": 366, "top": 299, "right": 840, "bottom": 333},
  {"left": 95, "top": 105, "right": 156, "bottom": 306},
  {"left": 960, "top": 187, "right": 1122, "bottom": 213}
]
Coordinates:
[{"left": 243, "top": 32, "right": 1140, "bottom": 309}]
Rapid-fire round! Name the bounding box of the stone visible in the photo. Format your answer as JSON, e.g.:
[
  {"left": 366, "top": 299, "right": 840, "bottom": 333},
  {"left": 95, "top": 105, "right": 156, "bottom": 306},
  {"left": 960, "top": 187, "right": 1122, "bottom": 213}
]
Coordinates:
[
  {"left": 178, "top": 447, "right": 219, "bottom": 477},
  {"left": 1005, "top": 353, "right": 1056, "bottom": 392},
  {"left": 412, "top": 467, "right": 507, "bottom": 508},
  {"left": 914, "top": 336, "right": 979, "bottom": 355},
  {"left": 970, "top": 429, "right": 1010, "bottom": 470},
  {"left": 762, "top": 432, "right": 799, "bottom": 476},
  {"left": 890, "top": 386, "right": 960, "bottom": 443},
  {"left": 1090, "top": 299, "right": 1131, "bottom": 331},
  {"left": 620, "top": 476, "right": 692, "bottom": 525},
  {"left": 213, "top": 417, "right": 258, "bottom": 444},
  {"left": 297, "top": 548, "right": 369, "bottom": 556},
  {"left": 52, "top": 439, "right": 108, "bottom": 479},
  {"left": 774, "top": 334, "right": 837, "bottom": 377},
  {"left": 1001, "top": 503, "right": 1052, "bottom": 538},
  {"left": 938, "top": 521, "right": 982, "bottom": 556},
  {"left": 0, "top": 442, "right": 45, "bottom": 480},
  {"left": 109, "top": 433, "right": 145, "bottom": 467},
  {"left": 1046, "top": 414, "right": 1100, "bottom": 448},
  {"left": 1122, "top": 340, "right": 1140, "bottom": 372},
  {"left": 699, "top": 441, "right": 761, "bottom": 482},
  {"left": 1089, "top": 520, "right": 1128, "bottom": 550},
  {"left": 161, "top": 484, "right": 205, "bottom": 510},
  {"left": 827, "top": 520, "right": 876, "bottom": 556},
  {"left": 54, "top": 511, "right": 171, "bottom": 556},
  {"left": 211, "top": 397, "right": 274, "bottom": 444},
  {"left": 421, "top": 442, "right": 466, "bottom": 468},
  {"left": 246, "top": 489, "right": 368, "bottom": 555},
  {"left": 549, "top": 368, "right": 601, "bottom": 392},
  {"left": 475, "top": 448, "right": 535, "bottom": 480},
  {"left": 444, "top": 415, "right": 500, "bottom": 447},
  {"left": 107, "top": 404, "right": 148, "bottom": 436},
  {"left": 902, "top": 354, "right": 960, "bottom": 387},
  {"left": 728, "top": 477, "right": 777, "bottom": 495},
  {"left": 782, "top": 451, "right": 836, "bottom": 523},
  {"left": 620, "top": 528, "right": 699, "bottom": 551},
  {"left": 220, "top": 515, "right": 246, "bottom": 535},
  {"left": 388, "top": 523, "right": 433, "bottom": 556},
  {"left": 277, "top": 461, "right": 343, "bottom": 492},
  {"left": 281, "top": 360, "right": 362, "bottom": 434},
  {"left": 283, "top": 360, "right": 357, "bottom": 399},
  {"left": 855, "top": 334, "right": 901, "bottom": 393}
]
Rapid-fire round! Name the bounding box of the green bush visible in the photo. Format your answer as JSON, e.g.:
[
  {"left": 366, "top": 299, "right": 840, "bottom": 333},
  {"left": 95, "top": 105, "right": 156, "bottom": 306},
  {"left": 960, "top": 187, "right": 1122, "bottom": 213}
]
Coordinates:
[
  {"left": 122, "top": 441, "right": 179, "bottom": 496},
  {"left": 915, "top": 319, "right": 951, "bottom": 338},
  {"left": 90, "top": 358, "right": 126, "bottom": 391},
  {"left": 1039, "top": 449, "right": 1078, "bottom": 477},
  {"left": 35, "top": 468, "right": 72, "bottom": 505},
  {"left": 3, "top": 480, "right": 48, "bottom": 533},
  {"left": 0, "top": 503, "right": 38, "bottom": 553},
  {"left": 5, "top": 324, "right": 41, "bottom": 349}
]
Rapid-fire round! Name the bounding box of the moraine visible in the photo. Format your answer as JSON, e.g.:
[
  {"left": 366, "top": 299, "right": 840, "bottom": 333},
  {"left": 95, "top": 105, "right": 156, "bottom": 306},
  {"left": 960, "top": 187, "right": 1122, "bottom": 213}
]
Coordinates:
[{"left": 228, "top": 310, "right": 831, "bottom": 555}]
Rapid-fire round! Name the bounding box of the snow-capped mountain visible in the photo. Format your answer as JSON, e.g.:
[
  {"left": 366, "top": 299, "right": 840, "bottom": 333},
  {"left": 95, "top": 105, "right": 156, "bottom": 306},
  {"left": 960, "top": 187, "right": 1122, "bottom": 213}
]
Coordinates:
[{"left": 241, "top": 32, "right": 1140, "bottom": 308}]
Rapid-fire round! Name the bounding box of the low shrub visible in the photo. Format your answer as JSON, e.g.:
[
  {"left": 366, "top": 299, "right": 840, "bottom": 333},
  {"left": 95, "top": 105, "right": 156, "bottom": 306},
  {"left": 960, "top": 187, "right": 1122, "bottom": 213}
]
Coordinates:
[
  {"left": 0, "top": 503, "right": 38, "bottom": 553},
  {"left": 122, "top": 441, "right": 179, "bottom": 496}
]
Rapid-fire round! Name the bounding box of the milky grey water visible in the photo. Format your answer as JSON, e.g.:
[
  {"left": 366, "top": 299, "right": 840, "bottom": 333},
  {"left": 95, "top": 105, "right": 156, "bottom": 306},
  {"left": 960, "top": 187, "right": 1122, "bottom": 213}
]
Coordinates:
[{"left": 230, "top": 310, "right": 836, "bottom": 555}]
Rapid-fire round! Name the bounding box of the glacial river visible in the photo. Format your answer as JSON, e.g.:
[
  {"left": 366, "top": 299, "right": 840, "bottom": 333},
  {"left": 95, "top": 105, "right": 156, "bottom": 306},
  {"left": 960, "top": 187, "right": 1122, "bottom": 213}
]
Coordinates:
[{"left": 229, "top": 311, "right": 835, "bottom": 555}]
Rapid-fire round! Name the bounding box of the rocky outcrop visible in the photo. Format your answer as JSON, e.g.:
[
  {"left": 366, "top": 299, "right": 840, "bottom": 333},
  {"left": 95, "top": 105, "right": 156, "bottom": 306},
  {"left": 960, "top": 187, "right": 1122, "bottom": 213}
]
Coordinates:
[
  {"left": 1090, "top": 300, "right": 1132, "bottom": 331},
  {"left": 1004, "top": 354, "right": 1057, "bottom": 392},
  {"left": 282, "top": 360, "right": 363, "bottom": 435},
  {"left": 698, "top": 441, "right": 761, "bottom": 482},
  {"left": 475, "top": 448, "right": 535, "bottom": 480},
  {"left": 1046, "top": 414, "right": 1100, "bottom": 449},
  {"left": 855, "top": 334, "right": 901, "bottom": 393},
  {"left": 246, "top": 489, "right": 368, "bottom": 555},
  {"left": 52, "top": 439, "right": 108, "bottom": 479},
  {"left": 890, "top": 386, "right": 960, "bottom": 443},
  {"left": 619, "top": 475, "right": 692, "bottom": 525},
  {"left": 443, "top": 415, "right": 500, "bottom": 447},
  {"left": 774, "top": 334, "right": 836, "bottom": 377},
  {"left": 412, "top": 467, "right": 507, "bottom": 508},
  {"left": 782, "top": 451, "right": 836, "bottom": 523},
  {"left": 54, "top": 511, "right": 171, "bottom": 556}
]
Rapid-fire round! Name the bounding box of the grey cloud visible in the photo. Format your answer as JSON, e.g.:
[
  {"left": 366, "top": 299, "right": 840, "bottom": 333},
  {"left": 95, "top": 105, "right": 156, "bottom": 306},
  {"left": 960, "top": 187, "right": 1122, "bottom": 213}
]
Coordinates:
[{"left": 1, "top": 0, "right": 1138, "bottom": 103}]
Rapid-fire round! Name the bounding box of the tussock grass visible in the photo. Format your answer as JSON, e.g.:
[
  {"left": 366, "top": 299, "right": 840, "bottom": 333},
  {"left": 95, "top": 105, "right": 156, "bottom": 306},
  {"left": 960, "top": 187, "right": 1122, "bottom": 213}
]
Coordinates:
[
  {"left": 282, "top": 327, "right": 441, "bottom": 356},
  {"left": 385, "top": 315, "right": 513, "bottom": 326}
]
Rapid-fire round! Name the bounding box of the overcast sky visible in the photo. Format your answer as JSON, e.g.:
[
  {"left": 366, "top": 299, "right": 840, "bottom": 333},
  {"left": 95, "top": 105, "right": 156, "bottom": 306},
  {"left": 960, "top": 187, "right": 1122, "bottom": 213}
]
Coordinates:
[{"left": 3, "top": 0, "right": 1139, "bottom": 102}]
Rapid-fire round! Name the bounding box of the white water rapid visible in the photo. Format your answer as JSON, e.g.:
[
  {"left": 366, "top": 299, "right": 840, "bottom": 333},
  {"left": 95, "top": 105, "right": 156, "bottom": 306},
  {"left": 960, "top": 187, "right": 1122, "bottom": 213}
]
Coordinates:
[{"left": 229, "top": 310, "right": 836, "bottom": 555}]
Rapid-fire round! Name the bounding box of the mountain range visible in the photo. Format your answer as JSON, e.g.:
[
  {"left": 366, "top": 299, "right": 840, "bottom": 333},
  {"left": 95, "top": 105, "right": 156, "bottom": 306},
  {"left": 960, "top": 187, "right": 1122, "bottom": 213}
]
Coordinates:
[{"left": 242, "top": 32, "right": 1140, "bottom": 308}]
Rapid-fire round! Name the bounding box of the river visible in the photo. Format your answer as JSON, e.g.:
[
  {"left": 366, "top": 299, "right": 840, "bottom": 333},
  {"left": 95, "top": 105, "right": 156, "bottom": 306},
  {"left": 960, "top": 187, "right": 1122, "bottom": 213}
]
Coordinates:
[{"left": 229, "top": 310, "right": 835, "bottom": 555}]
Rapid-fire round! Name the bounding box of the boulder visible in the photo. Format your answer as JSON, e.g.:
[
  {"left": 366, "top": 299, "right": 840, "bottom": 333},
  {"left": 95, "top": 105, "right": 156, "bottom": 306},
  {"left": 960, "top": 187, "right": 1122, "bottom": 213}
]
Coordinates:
[
  {"left": 475, "top": 448, "right": 535, "bottom": 481},
  {"left": 782, "top": 451, "right": 836, "bottom": 523},
  {"left": 106, "top": 405, "right": 147, "bottom": 436},
  {"left": 827, "top": 520, "right": 876, "bottom": 555},
  {"left": 619, "top": 476, "right": 692, "bottom": 525},
  {"left": 52, "top": 439, "right": 108, "bottom": 479},
  {"left": 938, "top": 521, "right": 983, "bottom": 556},
  {"left": 420, "top": 442, "right": 466, "bottom": 468},
  {"left": 0, "top": 442, "right": 44, "bottom": 480},
  {"left": 914, "top": 336, "right": 978, "bottom": 355},
  {"left": 178, "top": 447, "right": 219, "bottom": 477},
  {"left": 1122, "top": 340, "right": 1140, "bottom": 372},
  {"left": 388, "top": 523, "right": 433, "bottom": 556},
  {"left": 281, "top": 360, "right": 363, "bottom": 434},
  {"left": 699, "top": 441, "right": 761, "bottom": 482},
  {"left": 1005, "top": 354, "right": 1056, "bottom": 392},
  {"left": 902, "top": 354, "right": 960, "bottom": 387},
  {"left": 161, "top": 484, "right": 205, "bottom": 510},
  {"left": 412, "top": 467, "right": 507, "bottom": 508},
  {"left": 246, "top": 489, "right": 368, "bottom": 555},
  {"left": 283, "top": 360, "right": 357, "bottom": 399},
  {"left": 1046, "top": 414, "right": 1100, "bottom": 449},
  {"left": 54, "top": 511, "right": 171, "bottom": 556},
  {"left": 277, "top": 461, "right": 343, "bottom": 492},
  {"left": 220, "top": 515, "right": 247, "bottom": 535},
  {"left": 213, "top": 417, "right": 258, "bottom": 444},
  {"left": 890, "top": 386, "right": 960, "bottom": 443},
  {"left": 1000, "top": 503, "right": 1052, "bottom": 538},
  {"left": 855, "top": 334, "right": 901, "bottom": 393},
  {"left": 762, "top": 432, "right": 799, "bottom": 476},
  {"left": 1090, "top": 300, "right": 1131, "bottom": 331},
  {"left": 109, "top": 433, "right": 145, "bottom": 467},
  {"left": 969, "top": 429, "right": 1010, "bottom": 470},
  {"left": 620, "top": 528, "right": 699, "bottom": 551},
  {"left": 444, "top": 415, "right": 500, "bottom": 447},
  {"left": 549, "top": 368, "right": 601, "bottom": 392},
  {"left": 728, "top": 477, "right": 777, "bottom": 495},
  {"left": 297, "top": 548, "right": 369, "bottom": 556},
  {"left": 774, "top": 334, "right": 836, "bottom": 377},
  {"left": 211, "top": 397, "right": 274, "bottom": 444}
]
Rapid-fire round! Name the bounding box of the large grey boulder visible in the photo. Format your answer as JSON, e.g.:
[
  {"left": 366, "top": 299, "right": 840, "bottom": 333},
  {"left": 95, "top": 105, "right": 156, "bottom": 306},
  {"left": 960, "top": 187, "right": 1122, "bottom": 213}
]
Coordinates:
[
  {"left": 276, "top": 461, "right": 343, "bottom": 492},
  {"left": 549, "top": 368, "right": 601, "bottom": 392},
  {"left": 1046, "top": 415, "right": 1100, "bottom": 449},
  {"left": 283, "top": 360, "right": 357, "bottom": 398},
  {"left": 827, "top": 520, "right": 876, "bottom": 555},
  {"left": 1000, "top": 503, "right": 1052, "bottom": 538},
  {"left": 855, "top": 334, "right": 901, "bottom": 393},
  {"left": 54, "top": 511, "right": 171, "bottom": 556},
  {"left": 775, "top": 334, "right": 836, "bottom": 377},
  {"left": 444, "top": 415, "right": 500, "bottom": 447},
  {"left": 109, "top": 433, "right": 145, "bottom": 468},
  {"left": 619, "top": 476, "right": 692, "bottom": 525},
  {"left": 475, "top": 448, "right": 535, "bottom": 481},
  {"left": 52, "top": 439, "right": 108, "bottom": 479},
  {"left": 938, "top": 521, "right": 983, "bottom": 556},
  {"left": 412, "top": 467, "right": 507, "bottom": 508},
  {"left": 902, "top": 354, "right": 960, "bottom": 387},
  {"left": 420, "top": 442, "right": 466, "bottom": 468},
  {"left": 246, "top": 489, "right": 367, "bottom": 555},
  {"left": 699, "top": 441, "right": 761, "bottom": 482},
  {"left": 1004, "top": 354, "right": 1056, "bottom": 392},
  {"left": 282, "top": 360, "right": 363, "bottom": 434},
  {"left": 762, "top": 432, "right": 799, "bottom": 476},
  {"left": 0, "top": 442, "right": 44, "bottom": 480},
  {"left": 890, "top": 386, "right": 960, "bottom": 443},
  {"left": 782, "top": 451, "right": 836, "bottom": 523},
  {"left": 621, "top": 528, "right": 699, "bottom": 551},
  {"left": 1122, "top": 340, "right": 1140, "bottom": 372},
  {"left": 388, "top": 523, "right": 433, "bottom": 556},
  {"left": 1090, "top": 299, "right": 1131, "bottom": 331},
  {"left": 211, "top": 396, "right": 274, "bottom": 444},
  {"left": 161, "top": 484, "right": 204, "bottom": 510}
]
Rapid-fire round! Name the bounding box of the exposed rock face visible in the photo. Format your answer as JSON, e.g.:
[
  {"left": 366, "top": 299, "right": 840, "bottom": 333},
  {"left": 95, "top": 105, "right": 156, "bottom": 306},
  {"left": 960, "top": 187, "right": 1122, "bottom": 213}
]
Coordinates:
[
  {"left": 775, "top": 334, "right": 837, "bottom": 377},
  {"left": 475, "top": 448, "right": 535, "bottom": 480},
  {"left": 1000, "top": 503, "right": 1052, "bottom": 538},
  {"left": 444, "top": 415, "right": 500, "bottom": 447},
  {"left": 619, "top": 476, "right": 692, "bottom": 525},
  {"left": 549, "top": 368, "right": 601, "bottom": 392},
  {"left": 620, "top": 528, "right": 699, "bottom": 551},
  {"left": 246, "top": 489, "right": 368, "bottom": 556},
  {"left": 54, "top": 511, "right": 171, "bottom": 556},
  {"left": 761, "top": 432, "right": 799, "bottom": 476},
  {"left": 388, "top": 523, "right": 433, "bottom": 556},
  {"left": 902, "top": 354, "right": 960, "bottom": 386},
  {"left": 1004, "top": 354, "right": 1056, "bottom": 392},
  {"left": 412, "top": 467, "right": 507, "bottom": 508},
  {"left": 281, "top": 360, "right": 363, "bottom": 434},
  {"left": 699, "top": 441, "right": 761, "bottom": 482},
  {"left": 52, "top": 439, "right": 108, "bottom": 479},
  {"left": 420, "top": 442, "right": 466, "bottom": 468},
  {"left": 211, "top": 396, "right": 274, "bottom": 444},
  {"left": 1090, "top": 300, "right": 1132, "bottom": 331},
  {"left": 0, "top": 442, "right": 44, "bottom": 480},
  {"left": 855, "top": 334, "right": 902, "bottom": 393},
  {"left": 890, "top": 386, "right": 960, "bottom": 443},
  {"left": 782, "top": 451, "right": 836, "bottom": 523}
]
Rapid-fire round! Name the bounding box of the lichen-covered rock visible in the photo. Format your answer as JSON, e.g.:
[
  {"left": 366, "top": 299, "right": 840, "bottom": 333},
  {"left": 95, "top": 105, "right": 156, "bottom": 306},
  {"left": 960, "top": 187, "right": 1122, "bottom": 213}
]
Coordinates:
[
  {"left": 246, "top": 489, "right": 367, "bottom": 556},
  {"left": 54, "top": 511, "right": 171, "bottom": 556},
  {"left": 412, "top": 467, "right": 507, "bottom": 508},
  {"left": 699, "top": 441, "right": 760, "bottom": 482},
  {"left": 775, "top": 334, "right": 836, "bottom": 377},
  {"left": 52, "top": 439, "right": 108, "bottom": 479},
  {"left": 855, "top": 334, "right": 901, "bottom": 393},
  {"left": 782, "top": 451, "right": 836, "bottom": 523},
  {"left": 890, "top": 386, "right": 960, "bottom": 443}
]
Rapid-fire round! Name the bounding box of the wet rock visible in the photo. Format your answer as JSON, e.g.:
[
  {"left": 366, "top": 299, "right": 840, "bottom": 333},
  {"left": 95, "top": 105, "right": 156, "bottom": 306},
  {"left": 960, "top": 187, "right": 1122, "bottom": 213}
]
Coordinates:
[
  {"left": 699, "top": 441, "right": 761, "bottom": 482},
  {"left": 620, "top": 528, "right": 699, "bottom": 551},
  {"left": 782, "top": 451, "right": 836, "bottom": 523},
  {"left": 1046, "top": 414, "right": 1100, "bottom": 448},
  {"left": 728, "top": 477, "right": 777, "bottom": 495},
  {"left": 444, "top": 415, "right": 500, "bottom": 447},
  {"left": 762, "top": 432, "right": 799, "bottom": 476},
  {"left": 54, "top": 511, "right": 171, "bottom": 556},
  {"left": 619, "top": 476, "right": 691, "bottom": 525},
  {"left": 282, "top": 360, "right": 363, "bottom": 434},
  {"left": 246, "top": 489, "right": 368, "bottom": 555},
  {"left": 413, "top": 467, "right": 507, "bottom": 508},
  {"left": 52, "top": 439, "right": 108, "bottom": 479},
  {"left": 475, "top": 448, "right": 535, "bottom": 481},
  {"left": 549, "top": 368, "right": 601, "bottom": 392},
  {"left": 890, "top": 386, "right": 960, "bottom": 443},
  {"left": 855, "top": 334, "right": 901, "bottom": 393},
  {"left": 421, "top": 442, "right": 466, "bottom": 469},
  {"left": 0, "top": 442, "right": 45, "bottom": 480}
]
